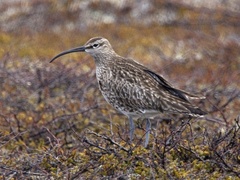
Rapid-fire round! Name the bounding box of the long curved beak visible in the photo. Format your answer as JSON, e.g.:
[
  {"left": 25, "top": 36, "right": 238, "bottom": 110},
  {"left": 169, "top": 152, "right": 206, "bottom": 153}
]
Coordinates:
[{"left": 50, "top": 46, "right": 86, "bottom": 63}]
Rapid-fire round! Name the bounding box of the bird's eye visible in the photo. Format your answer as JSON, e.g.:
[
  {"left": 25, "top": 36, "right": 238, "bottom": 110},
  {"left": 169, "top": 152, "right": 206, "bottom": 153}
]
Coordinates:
[{"left": 92, "top": 43, "right": 99, "bottom": 48}]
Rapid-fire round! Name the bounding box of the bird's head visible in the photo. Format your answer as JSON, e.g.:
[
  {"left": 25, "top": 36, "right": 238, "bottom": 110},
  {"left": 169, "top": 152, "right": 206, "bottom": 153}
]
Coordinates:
[{"left": 50, "top": 37, "right": 115, "bottom": 63}]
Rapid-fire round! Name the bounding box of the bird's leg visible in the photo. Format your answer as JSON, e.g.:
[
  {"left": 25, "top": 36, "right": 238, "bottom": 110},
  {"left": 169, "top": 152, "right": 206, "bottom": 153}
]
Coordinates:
[
  {"left": 144, "top": 118, "right": 151, "bottom": 147},
  {"left": 128, "top": 116, "right": 135, "bottom": 143}
]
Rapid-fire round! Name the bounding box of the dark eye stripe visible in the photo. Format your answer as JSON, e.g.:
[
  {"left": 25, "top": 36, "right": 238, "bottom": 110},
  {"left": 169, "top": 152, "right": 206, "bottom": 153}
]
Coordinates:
[
  {"left": 93, "top": 44, "right": 99, "bottom": 48},
  {"left": 92, "top": 42, "right": 104, "bottom": 48}
]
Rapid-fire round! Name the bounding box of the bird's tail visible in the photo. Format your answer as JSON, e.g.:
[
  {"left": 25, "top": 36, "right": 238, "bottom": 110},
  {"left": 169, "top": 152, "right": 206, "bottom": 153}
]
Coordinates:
[
  {"left": 177, "top": 89, "right": 206, "bottom": 100},
  {"left": 163, "top": 96, "right": 207, "bottom": 117},
  {"left": 188, "top": 106, "right": 207, "bottom": 117}
]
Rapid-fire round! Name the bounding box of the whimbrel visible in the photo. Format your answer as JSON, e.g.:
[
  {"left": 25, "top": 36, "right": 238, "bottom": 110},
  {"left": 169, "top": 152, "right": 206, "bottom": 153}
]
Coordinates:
[{"left": 50, "top": 37, "right": 206, "bottom": 147}]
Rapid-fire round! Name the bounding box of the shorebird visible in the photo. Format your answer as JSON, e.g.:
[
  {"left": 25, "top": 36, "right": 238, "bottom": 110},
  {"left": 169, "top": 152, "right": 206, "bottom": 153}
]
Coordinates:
[{"left": 50, "top": 37, "right": 206, "bottom": 147}]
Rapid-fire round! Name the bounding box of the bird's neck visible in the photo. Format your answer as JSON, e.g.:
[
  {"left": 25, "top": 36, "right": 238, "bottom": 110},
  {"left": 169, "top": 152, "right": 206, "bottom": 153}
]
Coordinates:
[{"left": 92, "top": 52, "right": 120, "bottom": 66}]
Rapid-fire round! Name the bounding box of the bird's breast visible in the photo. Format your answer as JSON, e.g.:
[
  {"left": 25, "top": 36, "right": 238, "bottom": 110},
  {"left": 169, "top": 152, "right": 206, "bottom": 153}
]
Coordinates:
[{"left": 96, "top": 67, "right": 115, "bottom": 97}]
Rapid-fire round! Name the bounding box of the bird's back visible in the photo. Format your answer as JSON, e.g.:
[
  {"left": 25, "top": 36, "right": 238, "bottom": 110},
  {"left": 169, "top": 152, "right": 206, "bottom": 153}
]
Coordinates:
[{"left": 95, "top": 56, "right": 205, "bottom": 118}]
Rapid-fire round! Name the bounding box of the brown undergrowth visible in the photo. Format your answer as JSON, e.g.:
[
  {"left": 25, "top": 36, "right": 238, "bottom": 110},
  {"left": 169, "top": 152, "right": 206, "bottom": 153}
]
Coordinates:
[{"left": 0, "top": 0, "right": 240, "bottom": 179}]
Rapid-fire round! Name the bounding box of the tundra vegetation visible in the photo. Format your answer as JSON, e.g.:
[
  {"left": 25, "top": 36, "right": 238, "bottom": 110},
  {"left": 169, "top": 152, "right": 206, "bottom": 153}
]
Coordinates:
[{"left": 0, "top": 0, "right": 239, "bottom": 179}]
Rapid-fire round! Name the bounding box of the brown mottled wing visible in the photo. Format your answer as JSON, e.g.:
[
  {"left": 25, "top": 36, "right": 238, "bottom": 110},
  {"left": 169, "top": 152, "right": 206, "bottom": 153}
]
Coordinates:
[
  {"left": 143, "top": 69, "right": 189, "bottom": 102},
  {"left": 109, "top": 58, "right": 206, "bottom": 116},
  {"left": 142, "top": 69, "right": 206, "bottom": 116}
]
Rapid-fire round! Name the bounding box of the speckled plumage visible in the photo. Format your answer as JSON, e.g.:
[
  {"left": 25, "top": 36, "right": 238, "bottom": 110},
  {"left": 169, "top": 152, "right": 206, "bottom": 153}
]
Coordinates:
[{"left": 50, "top": 37, "right": 206, "bottom": 147}]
